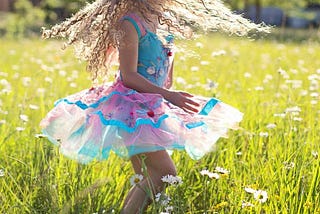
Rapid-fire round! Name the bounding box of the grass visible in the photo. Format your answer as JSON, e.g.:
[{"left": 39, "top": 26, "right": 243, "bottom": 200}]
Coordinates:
[{"left": 0, "top": 32, "right": 319, "bottom": 213}]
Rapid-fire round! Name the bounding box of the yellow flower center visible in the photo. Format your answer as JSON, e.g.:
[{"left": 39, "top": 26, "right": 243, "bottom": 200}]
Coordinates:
[{"left": 134, "top": 178, "right": 140, "bottom": 184}]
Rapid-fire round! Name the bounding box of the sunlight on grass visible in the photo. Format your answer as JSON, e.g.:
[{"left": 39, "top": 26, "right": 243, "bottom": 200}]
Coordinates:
[{"left": 0, "top": 35, "right": 319, "bottom": 213}]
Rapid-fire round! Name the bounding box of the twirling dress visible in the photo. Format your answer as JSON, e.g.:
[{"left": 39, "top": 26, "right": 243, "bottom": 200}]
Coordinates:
[{"left": 40, "top": 14, "right": 243, "bottom": 164}]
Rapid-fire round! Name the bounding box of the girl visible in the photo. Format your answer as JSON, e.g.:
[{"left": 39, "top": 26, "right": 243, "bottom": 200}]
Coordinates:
[{"left": 40, "top": 0, "right": 269, "bottom": 213}]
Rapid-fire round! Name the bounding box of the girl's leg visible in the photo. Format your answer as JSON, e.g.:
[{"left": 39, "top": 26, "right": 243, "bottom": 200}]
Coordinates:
[{"left": 121, "top": 150, "right": 176, "bottom": 214}]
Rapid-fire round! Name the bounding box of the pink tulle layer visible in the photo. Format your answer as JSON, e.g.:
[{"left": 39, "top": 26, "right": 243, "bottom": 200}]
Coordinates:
[{"left": 40, "top": 80, "right": 243, "bottom": 164}]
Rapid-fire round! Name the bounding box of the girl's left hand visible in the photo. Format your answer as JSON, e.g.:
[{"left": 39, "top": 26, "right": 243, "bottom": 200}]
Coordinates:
[{"left": 165, "top": 91, "right": 200, "bottom": 113}]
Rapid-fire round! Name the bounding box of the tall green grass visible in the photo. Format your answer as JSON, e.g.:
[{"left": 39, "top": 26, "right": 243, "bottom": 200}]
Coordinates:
[{"left": 0, "top": 35, "right": 319, "bottom": 213}]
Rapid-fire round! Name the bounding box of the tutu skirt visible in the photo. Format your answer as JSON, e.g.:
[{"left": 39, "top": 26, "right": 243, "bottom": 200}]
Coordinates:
[{"left": 40, "top": 80, "right": 243, "bottom": 164}]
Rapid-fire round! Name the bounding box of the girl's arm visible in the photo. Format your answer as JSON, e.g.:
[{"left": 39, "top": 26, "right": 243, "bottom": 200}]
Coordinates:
[{"left": 118, "top": 20, "right": 199, "bottom": 113}]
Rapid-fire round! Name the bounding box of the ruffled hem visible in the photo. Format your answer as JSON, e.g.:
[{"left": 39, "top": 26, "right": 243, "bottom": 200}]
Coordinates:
[{"left": 40, "top": 80, "right": 243, "bottom": 164}]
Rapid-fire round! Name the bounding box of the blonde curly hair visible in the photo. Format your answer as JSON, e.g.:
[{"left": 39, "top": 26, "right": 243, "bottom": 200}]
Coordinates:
[{"left": 42, "top": 0, "right": 269, "bottom": 82}]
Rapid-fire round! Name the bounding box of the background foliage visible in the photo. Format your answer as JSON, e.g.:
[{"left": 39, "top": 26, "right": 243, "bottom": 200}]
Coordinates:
[{"left": 1, "top": 0, "right": 320, "bottom": 38}]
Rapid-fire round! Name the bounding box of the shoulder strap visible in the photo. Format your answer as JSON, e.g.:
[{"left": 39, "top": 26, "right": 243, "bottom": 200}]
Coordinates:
[{"left": 122, "top": 14, "right": 147, "bottom": 38}]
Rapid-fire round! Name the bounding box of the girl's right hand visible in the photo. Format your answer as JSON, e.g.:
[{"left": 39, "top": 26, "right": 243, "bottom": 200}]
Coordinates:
[{"left": 165, "top": 91, "right": 200, "bottom": 113}]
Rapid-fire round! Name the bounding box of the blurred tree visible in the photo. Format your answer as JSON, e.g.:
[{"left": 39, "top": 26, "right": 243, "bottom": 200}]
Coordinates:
[
  {"left": 1, "top": 0, "right": 45, "bottom": 37},
  {"left": 40, "top": 0, "right": 89, "bottom": 22},
  {"left": 226, "top": 0, "right": 320, "bottom": 10}
]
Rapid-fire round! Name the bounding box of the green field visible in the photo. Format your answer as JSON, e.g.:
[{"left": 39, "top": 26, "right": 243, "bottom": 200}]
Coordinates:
[{"left": 0, "top": 34, "right": 319, "bottom": 213}]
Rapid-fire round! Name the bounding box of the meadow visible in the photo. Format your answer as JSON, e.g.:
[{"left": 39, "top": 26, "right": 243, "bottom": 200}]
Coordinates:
[{"left": 0, "top": 32, "right": 319, "bottom": 213}]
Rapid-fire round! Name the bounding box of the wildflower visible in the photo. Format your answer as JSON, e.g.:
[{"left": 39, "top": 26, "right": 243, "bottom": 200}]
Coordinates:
[
  {"left": 242, "top": 201, "right": 254, "bottom": 208},
  {"left": 293, "top": 117, "right": 303, "bottom": 122},
  {"left": 176, "top": 77, "right": 187, "bottom": 85},
  {"left": 70, "top": 82, "right": 77, "bottom": 88},
  {"left": 264, "top": 74, "right": 273, "bottom": 80},
  {"left": 200, "top": 61, "right": 210, "bottom": 65},
  {"left": 266, "top": 123, "right": 276, "bottom": 129},
  {"left": 37, "top": 88, "right": 46, "bottom": 94},
  {"left": 244, "top": 72, "right": 252, "bottom": 78},
  {"left": 286, "top": 80, "right": 302, "bottom": 89},
  {"left": 236, "top": 151, "right": 242, "bottom": 156},
  {"left": 59, "top": 70, "right": 67, "bottom": 76},
  {"left": 259, "top": 132, "right": 269, "bottom": 137},
  {"left": 278, "top": 68, "right": 289, "bottom": 79},
  {"left": 35, "top": 133, "right": 47, "bottom": 138},
  {"left": 0, "top": 120, "right": 6, "bottom": 124},
  {"left": 0, "top": 72, "right": 8, "bottom": 77},
  {"left": 285, "top": 106, "right": 301, "bottom": 113},
  {"left": 12, "top": 65, "right": 20, "bottom": 70},
  {"left": 190, "top": 66, "right": 199, "bottom": 72},
  {"left": 300, "top": 90, "right": 308, "bottom": 96},
  {"left": 274, "top": 113, "right": 286, "bottom": 118},
  {"left": 179, "top": 56, "right": 186, "bottom": 61},
  {"left": 129, "top": 174, "right": 143, "bottom": 186},
  {"left": 211, "top": 50, "right": 226, "bottom": 57},
  {"left": 155, "top": 192, "right": 171, "bottom": 205},
  {"left": 44, "top": 77, "right": 53, "bottom": 83},
  {"left": 22, "top": 77, "right": 32, "bottom": 87},
  {"left": 161, "top": 175, "right": 183, "bottom": 185},
  {"left": 19, "top": 114, "right": 29, "bottom": 122},
  {"left": 254, "top": 86, "right": 264, "bottom": 91},
  {"left": 0, "top": 110, "right": 8, "bottom": 115},
  {"left": 200, "top": 169, "right": 220, "bottom": 179},
  {"left": 253, "top": 190, "right": 268, "bottom": 203},
  {"left": 215, "top": 166, "right": 230, "bottom": 175},
  {"left": 165, "top": 206, "right": 173, "bottom": 212},
  {"left": 155, "top": 193, "right": 161, "bottom": 202},
  {"left": 29, "top": 104, "right": 39, "bottom": 110},
  {"left": 195, "top": 42, "right": 203, "bottom": 48},
  {"left": 205, "top": 79, "right": 218, "bottom": 90},
  {"left": 244, "top": 187, "right": 256, "bottom": 194},
  {"left": 309, "top": 85, "right": 318, "bottom": 91},
  {"left": 312, "top": 151, "right": 318, "bottom": 159},
  {"left": 0, "top": 169, "right": 4, "bottom": 177},
  {"left": 16, "top": 127, "right": 25, "bottom": 132},
  {"left": 283, "top": 161, "right": 295, "bottom": 170}
]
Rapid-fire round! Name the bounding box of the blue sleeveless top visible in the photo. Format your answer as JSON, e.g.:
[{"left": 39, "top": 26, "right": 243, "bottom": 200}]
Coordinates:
[{"left": 122, "top": 14, "right": 174, "bottom": 87}]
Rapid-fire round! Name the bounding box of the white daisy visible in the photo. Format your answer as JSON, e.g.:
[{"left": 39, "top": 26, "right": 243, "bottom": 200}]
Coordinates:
[
  {"left": 211, "top": 50, "right": 226, "bottom": 57},
  {"left": 253, "top": 190, "right": 268, "bottom": 203},
  {"left": 215, "top": 166, "right": 230, "bottom": 175},
  {"left": 29, "top": 104, "right": 39, "bottom": 110},
  {"left": 200, "top": 169, "right": 220, "bottom": 179},
  {"left": 190, "top": 66, "right": 199, "bottom": 72},
  {"left": 285, "top": 106, "right": 301, "bottom": 113},
  {"left": 266, "top": 123, "right": 277, "bottom": 129},
  {"left": 19, "top": 114, "right": 29, "bottom": 122},
  {"left": 161, "top": 175, "right": 183, "bottom": 185},
  {"left": 312, "top": 151, "right": 318, "bottom": 159},
  {"left": 165, "top": 206, "right": 173, "bottom": 212},
  {"left": 242, "top": 201, "right": 254, "bottom": 208},
  {"left": 16, "top": 127, "right": 25, "bottom": 132},
  {"left": 259, "top": 132, "right": 269, "bottom": 137},
  {"left": 129, "top": 174, "right": 143, "bottom": 186},
  {"left": 35, "top": 134, "right": 47, "bottom": 139},
  {"left": 244, "top": 187, "right": 256, "bottom": 194},
  {"left": 155, "top": 192, "right": 171, "bottom": 205}
]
